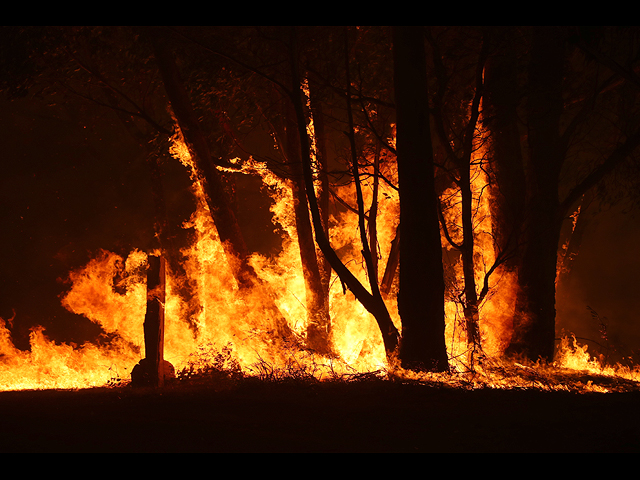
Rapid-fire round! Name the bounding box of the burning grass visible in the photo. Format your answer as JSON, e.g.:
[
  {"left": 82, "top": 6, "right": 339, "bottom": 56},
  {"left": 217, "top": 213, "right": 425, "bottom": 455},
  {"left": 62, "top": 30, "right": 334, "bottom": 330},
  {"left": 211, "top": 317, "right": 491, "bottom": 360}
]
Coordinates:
[
  {"left": 3, "top": 299, "right": 640, "bottom": 395},
  {"left": 132, "top": 337, "right": 640, "bottom": 395}
]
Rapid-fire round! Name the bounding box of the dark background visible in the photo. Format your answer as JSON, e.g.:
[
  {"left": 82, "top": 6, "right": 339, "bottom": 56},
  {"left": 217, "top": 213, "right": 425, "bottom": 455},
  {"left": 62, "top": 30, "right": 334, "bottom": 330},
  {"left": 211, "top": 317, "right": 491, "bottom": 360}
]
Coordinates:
[{"left": 556, "top": 203, "right": 640, "bottom": 361}]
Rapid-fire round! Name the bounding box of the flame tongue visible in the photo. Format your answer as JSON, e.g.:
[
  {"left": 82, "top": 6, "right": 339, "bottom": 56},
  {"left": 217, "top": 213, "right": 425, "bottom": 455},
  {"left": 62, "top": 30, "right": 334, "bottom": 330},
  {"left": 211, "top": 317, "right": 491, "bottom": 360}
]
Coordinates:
[{"left": 0, "top": 138, "right": 638, "bottom": 393}]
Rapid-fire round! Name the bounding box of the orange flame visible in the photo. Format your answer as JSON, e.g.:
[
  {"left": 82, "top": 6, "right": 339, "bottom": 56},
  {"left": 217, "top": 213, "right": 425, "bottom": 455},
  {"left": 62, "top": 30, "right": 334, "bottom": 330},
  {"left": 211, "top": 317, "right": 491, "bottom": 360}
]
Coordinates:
[{"left": 0, "top": 129, "right": 638, "bottom": 393}]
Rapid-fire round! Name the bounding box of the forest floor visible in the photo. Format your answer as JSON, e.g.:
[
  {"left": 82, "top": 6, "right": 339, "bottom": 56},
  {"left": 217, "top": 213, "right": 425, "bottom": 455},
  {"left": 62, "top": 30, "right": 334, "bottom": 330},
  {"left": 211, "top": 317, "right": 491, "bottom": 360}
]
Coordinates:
[{"left": 1, "top": 371, "right": 640, "bottom": 452}]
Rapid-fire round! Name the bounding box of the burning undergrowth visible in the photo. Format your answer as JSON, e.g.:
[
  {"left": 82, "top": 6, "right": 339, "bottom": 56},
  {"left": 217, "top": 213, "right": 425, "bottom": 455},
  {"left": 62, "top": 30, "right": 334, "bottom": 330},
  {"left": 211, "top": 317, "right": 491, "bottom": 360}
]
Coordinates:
[
  {"left": 168, "top": 335, "right": 640, "bottom": 394},
  {"left": 1, "top": 140, "right": 639, "bottom": 395}
]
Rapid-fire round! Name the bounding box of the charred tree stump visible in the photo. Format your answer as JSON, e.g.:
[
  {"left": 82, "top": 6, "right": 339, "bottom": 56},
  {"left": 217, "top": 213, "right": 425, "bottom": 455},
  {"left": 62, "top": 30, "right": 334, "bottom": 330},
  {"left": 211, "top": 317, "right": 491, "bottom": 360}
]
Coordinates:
[{"left": 131, "top": 254, "right": 175, "bottom": 387}]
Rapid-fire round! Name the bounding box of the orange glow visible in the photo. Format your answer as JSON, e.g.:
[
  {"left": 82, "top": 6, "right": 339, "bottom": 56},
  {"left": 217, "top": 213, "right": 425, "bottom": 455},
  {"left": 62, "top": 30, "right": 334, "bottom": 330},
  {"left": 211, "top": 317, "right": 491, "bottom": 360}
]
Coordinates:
[{"left": 0, "top": 127, "right": 638, "bottom": 394}]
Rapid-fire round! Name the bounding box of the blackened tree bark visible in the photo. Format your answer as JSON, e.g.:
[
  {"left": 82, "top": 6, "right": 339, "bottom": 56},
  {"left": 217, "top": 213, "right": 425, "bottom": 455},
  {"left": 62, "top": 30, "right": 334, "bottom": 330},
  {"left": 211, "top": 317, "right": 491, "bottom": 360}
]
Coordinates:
[
  {"left": 496, "top": 27, "right": 640, "bottom": 362},
  {"left": 380, "top": 225, "right": 400, "bottom": 297},
  {"left": 142, "top": 254, "right": 169, "bottom": 387},
  {"left": 393, "top": 26, "right": 449, "bottom": 372},
  {"left": 307, "top": 83, "right": 332, "bottom": 297}
]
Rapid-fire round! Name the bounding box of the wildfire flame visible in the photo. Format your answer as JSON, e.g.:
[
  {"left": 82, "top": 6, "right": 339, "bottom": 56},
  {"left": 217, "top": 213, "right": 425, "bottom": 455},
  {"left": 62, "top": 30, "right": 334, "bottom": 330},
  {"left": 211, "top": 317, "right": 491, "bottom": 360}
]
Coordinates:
[{"left": 1, "top": 130, "right": 639, "bottom": 394}]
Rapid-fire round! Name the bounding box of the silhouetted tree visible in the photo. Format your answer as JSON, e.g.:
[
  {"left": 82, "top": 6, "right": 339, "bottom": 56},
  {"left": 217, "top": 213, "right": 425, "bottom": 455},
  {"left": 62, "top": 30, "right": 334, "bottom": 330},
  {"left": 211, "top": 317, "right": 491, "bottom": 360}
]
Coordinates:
[
  {"left": 501, "top": 26, "right": 640, "bottom": 361},
  {"left": 289, "top": 27, "right": 401, "bottom": 359},
  {"left": 393, "top": 26, "right": 449, "bottom": 372},
  {"left": 426, "top": 27, "right": 492, "bottom": 356}
]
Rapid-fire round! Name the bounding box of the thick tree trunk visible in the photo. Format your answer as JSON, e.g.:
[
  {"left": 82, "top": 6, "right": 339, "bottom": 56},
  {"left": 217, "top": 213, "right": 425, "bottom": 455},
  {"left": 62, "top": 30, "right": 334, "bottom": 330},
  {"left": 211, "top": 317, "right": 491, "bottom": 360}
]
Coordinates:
[
  {"left": 509, "top": 213, "right": 563, "bottom": 362},
  {"left": 393, "top": 26, "right": 449, "bottom": 372},
  {"left": 506, "top": 27, "right": 566, "bottom": 362},
  {"left": 143, "top": 254, "right": 167, "bottom": 386},
  {"left": 131, "top": 254, "right": 175, "bottom": 387}
]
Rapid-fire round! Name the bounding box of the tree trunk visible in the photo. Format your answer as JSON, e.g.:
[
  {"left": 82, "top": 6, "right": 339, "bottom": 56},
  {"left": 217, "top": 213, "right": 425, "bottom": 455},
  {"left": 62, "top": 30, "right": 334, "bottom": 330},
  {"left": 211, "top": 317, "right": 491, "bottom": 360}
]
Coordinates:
[
  {"left": 131, "top": 254, "right": 175, "bottom": 387},
  {"left": 506, "top": 27, "right": 566, "bottom": 362},
  {"left": 368, "top": 145, "right": 382, "bottom": 281},
  {"left": 459, "top": 166, "right": 481, "bottom": 348},
  {"left": 143, "top": 254, "right": 167, "bottom": 386},
  {"left": 509, "top": 213, "right": 563, "bottom": 362},
  {"left": 393, "top": 26, "right": 449, "bottom": 372},
  {"left": 288, "top": 27, "right": 400, "bottom": 359},
  {"left": 483, "top": 32, "right": 526, "bottom": 274},
  {"left": 284, "top": 100, "right": 332, "bottom": 355},
  {"left": 380, "top": 224, "right": 400, "bottom": 297},
  {"left": 307, "top": 83, "right": 332, "bottom": 297}
]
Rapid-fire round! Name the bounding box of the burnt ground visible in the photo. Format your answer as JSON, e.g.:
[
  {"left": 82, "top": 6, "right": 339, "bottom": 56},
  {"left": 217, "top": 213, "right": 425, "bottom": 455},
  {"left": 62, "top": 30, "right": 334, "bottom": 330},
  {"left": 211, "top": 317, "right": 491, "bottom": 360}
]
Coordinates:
[{"left": 1, "top": 376, "right": 640, "bottom": 452}]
